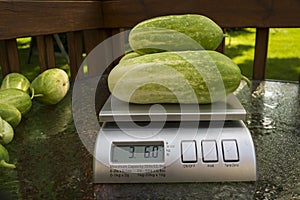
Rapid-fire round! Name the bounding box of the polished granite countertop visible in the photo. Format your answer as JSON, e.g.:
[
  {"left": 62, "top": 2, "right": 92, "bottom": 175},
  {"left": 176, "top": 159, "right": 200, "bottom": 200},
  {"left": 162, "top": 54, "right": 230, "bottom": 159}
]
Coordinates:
[{"left": 0, "top": 80, "right": 299, "bottom": 199}]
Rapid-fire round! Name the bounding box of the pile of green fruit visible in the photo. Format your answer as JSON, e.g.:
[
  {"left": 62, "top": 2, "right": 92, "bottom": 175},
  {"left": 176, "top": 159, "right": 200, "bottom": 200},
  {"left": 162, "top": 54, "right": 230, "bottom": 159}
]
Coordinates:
[
  {"left": 108, "top": 14, "right": 250, "bottom": 104},
  {"left": 0, "top": 68, "right": 70, "bottom": 169}
]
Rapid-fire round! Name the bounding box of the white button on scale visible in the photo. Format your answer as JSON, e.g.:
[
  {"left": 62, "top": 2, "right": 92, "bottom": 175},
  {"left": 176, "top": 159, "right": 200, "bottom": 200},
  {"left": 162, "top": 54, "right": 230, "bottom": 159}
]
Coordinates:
[
  {"left": 201, "top": 140, "right": 218, "bottom": 162},
  {"left": 222, "top": 140, "right": 239, "bottom": 162},
  {"left": 181, "top": 141, "right": 197, "bottom": 163}
]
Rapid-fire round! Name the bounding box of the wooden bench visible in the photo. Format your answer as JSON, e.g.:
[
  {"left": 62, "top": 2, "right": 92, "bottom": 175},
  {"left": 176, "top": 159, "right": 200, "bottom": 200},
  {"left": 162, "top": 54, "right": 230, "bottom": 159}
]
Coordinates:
[{"left": 0, "top": 0, "right": 300, "bottom": 81}]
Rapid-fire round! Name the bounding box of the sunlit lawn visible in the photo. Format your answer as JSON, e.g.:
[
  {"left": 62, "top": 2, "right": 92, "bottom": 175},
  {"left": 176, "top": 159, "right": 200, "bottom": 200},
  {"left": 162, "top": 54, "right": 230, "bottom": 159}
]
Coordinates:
[{"left": 225, "top": 28, "right": 300, "bottom": 82}]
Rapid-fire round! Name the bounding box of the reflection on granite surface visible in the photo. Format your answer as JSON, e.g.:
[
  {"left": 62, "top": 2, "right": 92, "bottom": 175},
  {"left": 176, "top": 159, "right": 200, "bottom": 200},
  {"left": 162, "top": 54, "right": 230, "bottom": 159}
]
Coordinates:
[
  {"left": 238, "top": 81, "right": 300, "bottom": 200},
  {"left": 0, "top": 92, "right": 93, "bottom": 199}
]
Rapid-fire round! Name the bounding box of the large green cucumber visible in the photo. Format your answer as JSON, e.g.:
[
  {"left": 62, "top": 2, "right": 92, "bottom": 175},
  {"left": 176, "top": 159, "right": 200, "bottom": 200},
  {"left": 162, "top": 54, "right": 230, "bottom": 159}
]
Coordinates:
[
  {"left": 0, "top": 88, "right": 32, "bottom": 115},
  {"left": 119, "top": 52, "right": 141, "bottom": 64},
  {"left": 108, "top": 50, "right": 248, "bottom": 104},
  {"left": 129, "top": 14, "right": 224, "bottom": 54},
  {"left": 1, "top": 73, "right": 31, "bottom": 93},
  {"left": 0, "top": 103, "right": 22, "bottom": 128},
  {"left": 0, "top": 116, "right": 14, "bottom": 145},
  {"left": 31, "top": 68, "right": 70, "bottom": 105}
]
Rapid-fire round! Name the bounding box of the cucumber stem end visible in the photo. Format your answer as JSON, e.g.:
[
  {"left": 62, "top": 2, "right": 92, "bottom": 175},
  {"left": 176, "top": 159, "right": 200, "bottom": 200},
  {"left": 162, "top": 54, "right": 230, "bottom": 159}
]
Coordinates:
[
  {"left": 0, "top": 160, "right": 16, "bottom": 169},
  {"left": 241, "top": 75, "right": 252, "bottom": 88}
]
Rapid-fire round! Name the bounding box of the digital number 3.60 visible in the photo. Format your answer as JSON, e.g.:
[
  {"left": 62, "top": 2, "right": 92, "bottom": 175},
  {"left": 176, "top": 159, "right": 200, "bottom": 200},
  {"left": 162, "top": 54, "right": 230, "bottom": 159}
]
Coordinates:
[{"left": 128, "top": 146, "right": 159, "bottom": 159}]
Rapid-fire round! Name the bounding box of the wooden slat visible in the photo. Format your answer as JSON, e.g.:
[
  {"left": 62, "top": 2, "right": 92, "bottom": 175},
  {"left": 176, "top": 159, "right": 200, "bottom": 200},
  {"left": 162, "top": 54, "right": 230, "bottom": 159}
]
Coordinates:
[
  {"left": 83, "top": 29, "right": 113, "bottom": 76},
  {"left": 0, "top": 39, "right": 20, "bottom": 76},
  {"left": 45, "top": 35, "right": 56, "bottom": 68},
  {"left": 67, "top": 31, "right": 83, "bottom": 80},
  {"left": 36, "top": 35, "right": 55, "bottom": 72},
  {"left": 6, "top": 39, "right": 20, "bottom": 73},
  {"left": 101, "top": 0, "right": 300, "bottom": 28},
  {"left": 0, "top": 40, "right": 10, "bottom": 76},
  {"left": 111, "top": 28, "right": 126, "bottom": 65},
  {"left": 83, "top": 29, "right": 104, "bottom": 55},
  {"left": 253, "top": 28, "right": 269, "bottom": 80},
  {"left": 82, "top": 28, "right": 126, "bottom": 78},
  {"left": 36, "top": 36, "right": 48, "bottom": 71},
  {"left": 0, "top": 1, "right": 103, "bottom": 40}
]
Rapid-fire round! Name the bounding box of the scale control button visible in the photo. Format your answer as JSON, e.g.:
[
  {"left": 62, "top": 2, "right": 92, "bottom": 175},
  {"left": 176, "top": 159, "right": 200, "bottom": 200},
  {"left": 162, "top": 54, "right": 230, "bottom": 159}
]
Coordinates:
[
  {"left": 222, "top": 140, "right": 239, "bottom": 162},
  {"left": 181, "top": 141, "right": 197, "bottom": 163},
  {"left": 201, "top": 140, "right": 218, "bottom": 162}
]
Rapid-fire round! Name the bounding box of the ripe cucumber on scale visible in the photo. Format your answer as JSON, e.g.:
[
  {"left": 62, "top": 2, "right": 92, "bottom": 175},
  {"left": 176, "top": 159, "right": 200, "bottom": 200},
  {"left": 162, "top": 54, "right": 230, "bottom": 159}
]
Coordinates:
[{"left": 129, "top": 14, "right": 224, "bottom": 54}]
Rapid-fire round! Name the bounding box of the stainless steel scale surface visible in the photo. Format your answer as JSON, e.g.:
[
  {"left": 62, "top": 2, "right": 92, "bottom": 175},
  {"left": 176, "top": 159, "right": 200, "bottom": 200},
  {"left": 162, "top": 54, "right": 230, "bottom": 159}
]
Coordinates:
[{"left": 94, "top": 94, "right": 257, "bottom": 183}]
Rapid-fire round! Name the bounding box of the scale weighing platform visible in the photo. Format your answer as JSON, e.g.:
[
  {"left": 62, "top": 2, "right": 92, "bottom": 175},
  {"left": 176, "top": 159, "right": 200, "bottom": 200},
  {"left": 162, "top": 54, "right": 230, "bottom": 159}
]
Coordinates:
[{"left": 94, "top": 94, "right": 257, "bottom": 183}]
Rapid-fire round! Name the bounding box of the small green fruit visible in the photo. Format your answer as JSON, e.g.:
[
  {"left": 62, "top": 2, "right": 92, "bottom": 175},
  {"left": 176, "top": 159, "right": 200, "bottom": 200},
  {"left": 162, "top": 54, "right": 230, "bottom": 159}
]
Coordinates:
[
  {"left": 31, "top": 68, "right": 70, "bottom": 105},
  {"left": 0, "top": 144, "right": 16, "bottom": 169},
  {"left": 1, "top": 73, "right": 31, "bottom": 93},
  {"left": 0, "top": 116, "right": 14, "bottom": 145},
  {"left": 0, "top": 103, "right": 22, "bottom": 128}
]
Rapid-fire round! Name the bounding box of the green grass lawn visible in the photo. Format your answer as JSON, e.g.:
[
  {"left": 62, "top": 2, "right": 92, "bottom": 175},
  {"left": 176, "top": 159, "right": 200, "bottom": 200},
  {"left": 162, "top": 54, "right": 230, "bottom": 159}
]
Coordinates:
[
  {"left": 225, "top": 28, "right": 300, "bottom": 82},
  {"left": 1, "top": 28, "right": 300, "bottom": 82}
]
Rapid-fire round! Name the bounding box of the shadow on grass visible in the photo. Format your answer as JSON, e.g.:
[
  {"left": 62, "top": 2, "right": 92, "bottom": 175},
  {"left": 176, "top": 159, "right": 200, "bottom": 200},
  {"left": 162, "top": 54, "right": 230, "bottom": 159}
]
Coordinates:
[
  {"left": 225, "top": 44, "right": 254, "bottom": 59},
  {"left": 266, "top": 57, "right": 300, "bottom": 81},
  {"left": 225, "top": 28, "right": 255, "bottom": 37},
  {"left": 237, "top": 57, "right": 300, "bottom": 82}
]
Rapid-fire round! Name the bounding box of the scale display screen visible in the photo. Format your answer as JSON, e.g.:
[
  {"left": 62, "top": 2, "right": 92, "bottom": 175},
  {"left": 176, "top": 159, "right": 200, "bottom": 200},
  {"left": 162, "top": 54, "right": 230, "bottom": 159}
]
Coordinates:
[{"left": 111, "top": 142, "right": 164, "bottom": 163}]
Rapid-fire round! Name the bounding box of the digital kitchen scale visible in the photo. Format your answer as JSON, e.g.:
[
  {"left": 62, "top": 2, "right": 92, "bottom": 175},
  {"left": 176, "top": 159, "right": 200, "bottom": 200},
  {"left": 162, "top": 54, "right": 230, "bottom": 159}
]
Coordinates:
[{"left": 94, "top": 94, "right": 257, "bottom": 183}]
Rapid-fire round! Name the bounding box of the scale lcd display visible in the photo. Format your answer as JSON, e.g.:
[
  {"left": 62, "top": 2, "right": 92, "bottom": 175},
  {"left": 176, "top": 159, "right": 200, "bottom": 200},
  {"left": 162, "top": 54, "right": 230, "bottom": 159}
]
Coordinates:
[{"left": 111, "top": 142, "right": 164, "bottom": 163}]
